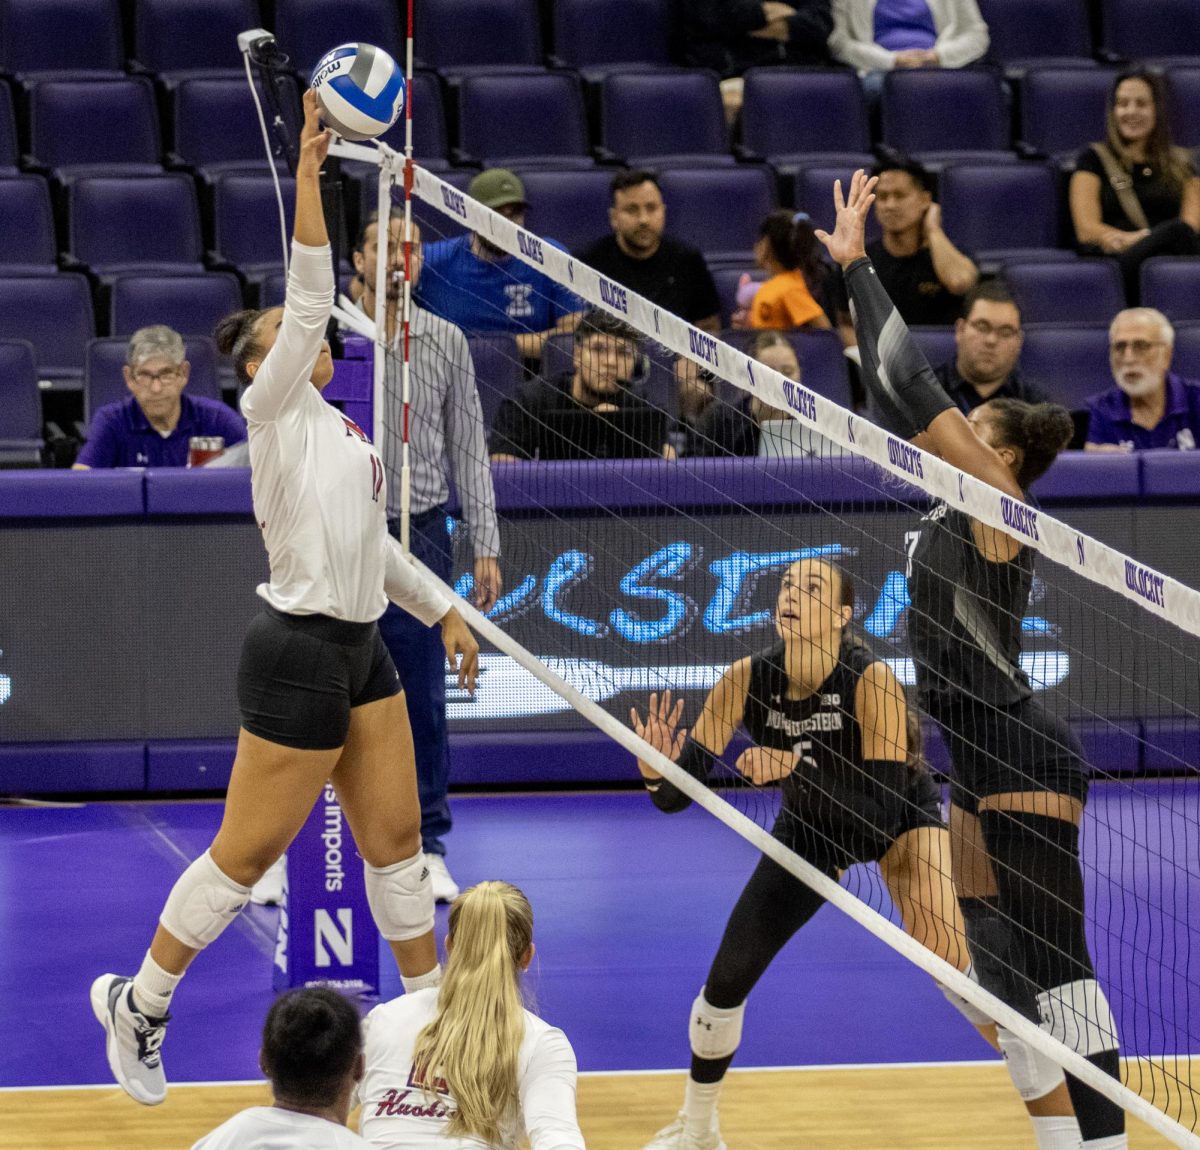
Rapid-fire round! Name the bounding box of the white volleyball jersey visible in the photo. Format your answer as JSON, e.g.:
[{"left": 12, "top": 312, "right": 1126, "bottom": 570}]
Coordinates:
[
  {"left": 359, "top": 988, "right": 585, "bottom": 1150},
  {"left": 192, "top": 1105, "right": 368, "bottom": 1149},
  {"left": 241, "top": 241, "right": 450, "bottom": 626}
]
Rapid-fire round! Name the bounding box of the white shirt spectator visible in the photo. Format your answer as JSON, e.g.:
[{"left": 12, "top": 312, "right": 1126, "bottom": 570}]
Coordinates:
[
  {"left": 192, "top": 1106, "right": 369, "bottom": 1149},
  {"left": 359, "top": 988, "right": 585, "bottom": 1150},
  {"left": 828, "top": 0, "right": 989, "bottom": 71}
]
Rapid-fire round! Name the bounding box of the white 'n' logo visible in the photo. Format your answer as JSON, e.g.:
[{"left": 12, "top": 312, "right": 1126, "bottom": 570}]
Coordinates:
[{"left": 314, "top": 908, "right": 353, "bottom": 967}]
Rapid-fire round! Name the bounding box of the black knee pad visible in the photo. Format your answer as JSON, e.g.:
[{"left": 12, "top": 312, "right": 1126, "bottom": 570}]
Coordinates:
[{"left": 958, "top": 896, "right": 1039, "bottom": 1021}]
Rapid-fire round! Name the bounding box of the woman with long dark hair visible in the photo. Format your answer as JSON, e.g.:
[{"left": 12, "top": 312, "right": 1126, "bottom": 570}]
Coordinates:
[
  {"left": 819, "top": 169, "right": 1127, "bottom": 1150},
  {"left": 738, "top": 209, "right": 833, "bottom": 331},
  {"left": 631, "top": 557, "right": 1078, "bottom": 1150}
]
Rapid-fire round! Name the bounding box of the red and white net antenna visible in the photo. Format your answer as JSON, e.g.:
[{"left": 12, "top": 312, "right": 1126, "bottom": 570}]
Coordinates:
[{"left": 396, "top": 0, "right": 418, "bottom": 553}]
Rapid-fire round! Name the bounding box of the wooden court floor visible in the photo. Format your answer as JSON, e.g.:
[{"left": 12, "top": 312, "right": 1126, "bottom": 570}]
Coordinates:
[{"left": 1, "top": 1063, "right": 1191, "bottom": 1150}]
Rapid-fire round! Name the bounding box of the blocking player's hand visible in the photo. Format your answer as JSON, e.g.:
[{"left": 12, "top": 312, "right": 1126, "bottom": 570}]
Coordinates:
[
  {"left": 735, "top": 746, "right": 797, "bottom": 785},
  {"left": 440, "top": 607, "right": 479, "bottom": 695},
  {"left": 814, "top": 169, "right": 877, "bottom": 270},
  {"left": 630, "top": 690, "right": 686, "bottom": 780}
]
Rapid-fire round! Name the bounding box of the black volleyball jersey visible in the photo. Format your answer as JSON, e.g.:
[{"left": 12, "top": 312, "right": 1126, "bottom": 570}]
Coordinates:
[
  {"left": 742, "top": 638, "right": 874, "bottom": 810},
  {"left": 907, "top": 502, "right": 1035, "bottom": 708}
]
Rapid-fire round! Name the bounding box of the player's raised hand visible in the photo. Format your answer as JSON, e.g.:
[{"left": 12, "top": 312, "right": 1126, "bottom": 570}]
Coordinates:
[
  {"left": 299, "top": 88, "right": 333, "bottom": 174},
  {"left": 814, "top": 169, "right": 877, "bottom": 270},
  {"left": 630, "top": 690, "right": 686, "bottom": 780}
]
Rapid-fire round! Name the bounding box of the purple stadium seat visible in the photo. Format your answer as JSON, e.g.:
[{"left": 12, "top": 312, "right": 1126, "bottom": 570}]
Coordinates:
[
  {"left": 938, "top": 163, "right": 1062, "bottom": 263},
  {"left": 1019, "top": 323, "right": 1112, "bottom": 410},
  {"left": 909, "top": 326, "right": 958, "bottom": 370},
  {"left": 69, "top": 176, "right": 204, "bottom": 276},
  {"left": 172, "top": 76, "right": 301, "bottom": 176},
  {"left": 1140, "top": 258, "right": 1200, "bottom": 324},
  {"left": 516, "top": 168, "right": 615, "bottom": 255},
  {"left": 788, "top": 328, "right": 851, "bottom": 406},
  {"left": 977, "top": 0, "right": 1094, "bottom": 70},
  {"left": 0, "top": 340, "right": 43, "bottom": 464},
  {"left": 466, "top": 335, "right": 524, "bottom": 431},
  {"left": 134, "top": 0, "right": 260, "bottom": 77},
  {"left": 211, "top": 174, "right": 296, "bottom": 282},
  {"left": 1102, "top": 0, "right": 1200, "bottom": 63},
  {"left": 28, "top": 79, "right": 162, "bottom": 179},
  {"left": 1018, "top": 68, "right": 1120, "bottom": 163},
  {"left": 1166, "top": 68, "right": 1200, "bottom": 150},
  {"left": 711, "top": 267, "right": 765, "bottom": 328},
  {"left": 84, "top": 335, "right": 221, "bottom": 421},
  {"left": 739, "top": 68, "right": 873, "bottom": 174},
  {"left": 551, "top": 0, "right": 671, "bottom": 77},
  {"left": 273, "top": 0, "right": 402, "bottom": 74},
  {"left": 414, "top": 0, "right": 542, "bottom": 76},
  {"left": 110, "top": 274, "right": 245, "bottom": 339},
  {"left": 1171, "top": 323, "right": 1200, "bottom": 379},
  {"left": 793, "top": 165, "right": 882, "bottom": 245},
  {"left": 1004, "top": 260, "right": 1126, "bottom": 323},
  {"left": 258, "top": 272, "right": 287, "bottom": 309},
  {"left": 0, "top": 0, "right": 124, "bottom": 77},
  {"left": 0, "top": 274, "right": 94, "bottom": 382},
  {"left": 0, "top": 84, "right": 18, "bottom": 174},
  {"left": 0, "top": 176, "right": 56, "bottom": 273},
  {"left": 881, "top": 69, "right": 1011, "bottom": 162},
  {"left": 379, "top": 72, "right": 449, "bottom": 169},
  {"left": 655, "top": 167, "right": 777, "bottom": 262},
  {"left": 600, "top": 70, "right": 732, "bottom": 166},
  {"left": 455, "top": 73, "right": 592, "bottom": 169}
]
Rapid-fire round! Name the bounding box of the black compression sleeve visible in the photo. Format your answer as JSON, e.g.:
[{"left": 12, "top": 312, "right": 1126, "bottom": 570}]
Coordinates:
[
  {"left": 644, "top": 738, "right": 719, "bottom": 814},
  {"left": 845, "top": 257, "right": 956, "bottom": 437}
]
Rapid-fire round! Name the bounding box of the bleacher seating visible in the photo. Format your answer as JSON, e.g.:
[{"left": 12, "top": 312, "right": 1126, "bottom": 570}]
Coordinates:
[
  {"left": 0, "top": 85, "right": 19, "bottom": 175},
  {"left": 0, "top": 274, "right": 95, "bottom": 383},
  {"left": 414, "top": 0, "right": 543, "bottom": 78},
  {"left": 0, "top": 340, "right": 44, "bottom": 465},
  {"left": 655, "top": 167, "right": 777, "bottom": 264},
  {"left": 211, "top": 174, "right": 295, "bottom": 284},
  {"left": 273, "top": 0, "right": 403, "bottom": 74},
  {"left": 0, "top": 0, "right": 124, "bottom": 78},
  {"left": 133, "top": 0, "right": 260, "bottom": 79},
  {"left": 881, "top": 69, "right": 1010, "bottom": 164},
  {"left": 1166, "top": 68, "right": 1200, "bottom": 150},
  {"left": 514, "top": 168, "right": 616, "bottom": 254},
  {"left": 466, "top": 334, "right": 525, "bottom": 431},
  {"left": 977, "top": 0, "right": 1094, "bottom": 71},
  {"left": 550, "top": 0, "right": 672, "bottom": 79},
  {"left": 1020, "top": 324, "right": 1113, "bottom": 412},
  {"left": 171, "top": 76, "right": 300, "bottom": 177},
  {"left": 1141, "top": 259, "right": 1200, "bottom": 325},
  {"left": 1018, "top": 68, "right": 1119, "bottom": 164},
  {"left": 455, "top": 73, "right": 592, "bottom": 169},
  {"left": 110, "top": 273, "right": 244, "bottom": 338},
  {"left": 0, "top": 176, "right": 58, "bottom": 274},
  {"left": 938, "top": 163, "right": 1064, "bottom": 264},
  {"left": 1005, "top": 260, "right": 1125, "bottom": 324},
  {"left": 1100, "top": 0, "right": 1200, "bottom": 65},
  {"left": 599, "top": 70, "right": 731, "bottom": 167}
]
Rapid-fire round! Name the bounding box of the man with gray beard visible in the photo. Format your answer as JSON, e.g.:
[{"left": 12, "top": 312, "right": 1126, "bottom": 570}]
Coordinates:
[{"left": 1085, "top": 307, "right": 1200, "bottom": 451}]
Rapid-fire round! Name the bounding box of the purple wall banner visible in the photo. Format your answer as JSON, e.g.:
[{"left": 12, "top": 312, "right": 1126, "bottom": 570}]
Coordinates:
[{"left": 273, "top": 784, "right": 379, "bottom": 995}]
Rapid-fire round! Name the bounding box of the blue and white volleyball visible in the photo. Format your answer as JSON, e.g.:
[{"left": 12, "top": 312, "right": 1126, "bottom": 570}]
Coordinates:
[{"left": 310, "top": 43, "right": 405, "bottom": 142}]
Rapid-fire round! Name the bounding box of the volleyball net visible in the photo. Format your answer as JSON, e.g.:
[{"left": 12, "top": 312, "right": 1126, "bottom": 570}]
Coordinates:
[{"left": 337, "top": 141, "right": 1200, "bottom": 1147}]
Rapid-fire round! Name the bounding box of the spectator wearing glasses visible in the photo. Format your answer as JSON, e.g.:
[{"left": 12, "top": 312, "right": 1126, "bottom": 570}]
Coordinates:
[
  {"left": 415, "top": 169, "right": 585, "bottom": 361},
  {"left": 73, "top": 325, "right": 245, "bottom": 469},
  {"left": 933, "top": 281, "right": 1043, "bottom": 415},
  {"left": 1086, "top": 307, "right": 1200, "bottom": 452}
]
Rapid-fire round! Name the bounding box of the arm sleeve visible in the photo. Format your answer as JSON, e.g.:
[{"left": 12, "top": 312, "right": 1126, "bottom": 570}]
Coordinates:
[
  {"left": 240, "top": 241, "right": 335, "bottom": 424},
  {"left": 932, "top": 0, "right": 989, "bottom": 68},
  {"left": 74, "top": 410, "right": 119, "bottom": 468},
  {"left": 444, "top": 329, "right": 502, "bottom": 558},
  {"left": 845, "top": 257, "right": 956, "bottom": 438},
  {"left": 828, "top": 0, "right": 895, "bottom": 71},
  {"left": 521, "top": 1029, "right": 586, "bottom": 1150},
  {"left": 383, "top": 536, "right": 453, "bottom": 625},
  {"left": 645, "top": 738, "right": 719, "bottom": 814}
]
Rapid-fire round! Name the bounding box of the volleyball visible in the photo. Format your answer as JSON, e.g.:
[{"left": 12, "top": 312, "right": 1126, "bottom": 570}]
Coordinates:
[{"left": 309, "top": 42, "right": 405, "bottom": 142}]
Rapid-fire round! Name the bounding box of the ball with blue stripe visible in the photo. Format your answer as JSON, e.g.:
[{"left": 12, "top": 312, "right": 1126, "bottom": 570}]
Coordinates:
[{"left": 310, "top": 42, "right": 405, "bottom": 142}]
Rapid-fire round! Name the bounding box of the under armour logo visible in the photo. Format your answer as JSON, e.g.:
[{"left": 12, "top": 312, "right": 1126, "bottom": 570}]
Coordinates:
[{"left": 695, "top": 1017, "right": 712, "bottom": 1030}]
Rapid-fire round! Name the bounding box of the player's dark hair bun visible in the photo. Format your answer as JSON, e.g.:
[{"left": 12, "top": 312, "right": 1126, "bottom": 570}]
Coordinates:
[
  {"left": 986, "top": 399, "right": 1073, "bottom": 488},
  {"left": 214, "top": 309, "right": 265, "bottom": 386}
]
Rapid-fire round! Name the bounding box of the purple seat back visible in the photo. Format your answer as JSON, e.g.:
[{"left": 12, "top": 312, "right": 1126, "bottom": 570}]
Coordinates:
[
  {"left": 1019, "top": 323, "right": 1113, "bottom": 410},
  {"left": 135, "top": 0, "right": 260, "bottom": 73},
  {"left": 0, "top": 340, "right": 41, "bottom": 441},
  {"left": 111, "top": 274, "right": 245, "bottom": 339},
  {"left": 978, "top": 0, "right": 1092, "bottom": 64},
  {"left": 1102, "top": 0, "right": 1200, "bottom": 59},
  {"left": 1005, "top": 260, "right": 1126, "bottom": 324},
  {"left": 0, "top": 0, "right": 123, "bottom": 75},
  {"left": 1019, "top": 68, "right": 1119, "bottom": 160},
  {"left": 70, "top": 176, "right": 203, "bottom": 273},
  {"left": 30, "top": 79, "right": 161, "bottom": 172},
  {"left": 0, "top": 274, "right": 94, "bottom": 380},
  {"left": 0, "top": 176, "right": 56, "bottom": 272},
  {"left": 654, "top": 167, "right": 777, "bottom": 261},
  {"left": 457, "top": 73, "right": 589, "bottom": 166},
  {"left": 415, "top": 0, "right": 542, "bottom": 69},
  {"left": 601, "top": 71, "right": 728, "bottom": 162},
  {"left": 1140, "top": 258, "right": 1200, "bottom": 324},
  {"left": 939, "top": 163, "right": 1061, "bottom": 254},
  {"left": 882, "top": 69, "right": 1009, "bottom": 155},
  {"left": 274, "top": 0, "right": 402, "bottom": 74},
  {"left": 517, "top": 168, "right": 615, "bottom": 255},
  {"left": 741, "top": 69, "right": 870, "bottom": 159},
  {"left": 552, "top": 0, "right": 670, "bottom": 69}
]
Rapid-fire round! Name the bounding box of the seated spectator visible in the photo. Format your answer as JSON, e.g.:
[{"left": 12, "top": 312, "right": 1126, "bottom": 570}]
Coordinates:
[
  {"left": 934, "top": 279, "right": 1044, "bottom": 413},
  {"left": 747, "top": 330, "right": 838, "bottom": 457},
  {"left": 1069, "top": 70, "right": 1200, "bottom": 303},
  {"left": 677, "top": 1, "right": 833, "bottom": 123},
  {"left": 191, "top": 987, "right": 367, "bottom": 1149},
  {"left": 1086, "top": 307, "right": 1200, "bottom": 452},
  {"left": 489, "top": 309, "right": 669, "bottom": 461},
  {"left": 358, "top": 881, "right": 583, "bottom": 1150},
  {"left": 73, "top": 325, "right": 245, "bottom": 469},
  {"left": 415, "top": 169, "right": 585, "bottom": 360},
  {"left": 828, "top": 0, "right": 989, "bottom": 107},
  {"left": 735, "top": 210, "right": 833, "bottom": 331},
  {"left": 672, "top": 366, "right": 756, "bottom": 458},
  {"left": 835, "top": 159, "right": 978, "bottom": 336}
]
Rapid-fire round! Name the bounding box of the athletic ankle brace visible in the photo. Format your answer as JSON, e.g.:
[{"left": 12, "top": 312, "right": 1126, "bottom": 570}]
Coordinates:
[
  {"left": 365, "top": 851, "right": 434, "bottom": 942},
  {"left": 159, "top": 849, "right": 251, "bottom": 951},
  {"left": 689, "top": 988, "right": 745, "bottom": 1061}
]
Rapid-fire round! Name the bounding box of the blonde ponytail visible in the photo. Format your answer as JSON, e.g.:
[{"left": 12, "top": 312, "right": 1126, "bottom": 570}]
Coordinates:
[{"left": 411, "top": 881, "right": 533, "bottom": 1144}]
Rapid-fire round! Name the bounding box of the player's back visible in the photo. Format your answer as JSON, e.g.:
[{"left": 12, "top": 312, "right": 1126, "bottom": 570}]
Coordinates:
[{"left": 191, "top": 1105, "right": 368, "bottom": 1149}]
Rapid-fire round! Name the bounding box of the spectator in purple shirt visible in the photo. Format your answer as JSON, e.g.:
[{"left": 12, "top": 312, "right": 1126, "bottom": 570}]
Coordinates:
[
  {"left": 74, "top": 325, "right": 246, "bottom": 469},
  {"left": 1085, "top": 307, "right": 1200, "bottom": 452}
]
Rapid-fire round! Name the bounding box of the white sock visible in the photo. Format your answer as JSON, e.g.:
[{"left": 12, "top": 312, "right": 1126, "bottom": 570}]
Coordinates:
[
  {"left": 131, "top": 951, "right": 183, "bottom": 1018},
  {"left": 681, "top": 1078, "right": 722, "bottom": 1135},
  {"left": 1082, "top": 1137, "right": 1127, "bottom": 1150},
  {"left": 401, "top": 963, "right": 442, "bottom": 994},
  {"left": 1031, "top": 1115, "right": 1082, "bottom": 1150}
]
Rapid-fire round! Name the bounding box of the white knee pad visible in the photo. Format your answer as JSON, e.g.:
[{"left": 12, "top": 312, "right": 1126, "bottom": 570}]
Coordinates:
[
  {"left": 1038, "top": 979, "right": 1120, "bottom": 1057},
  {"left": 997, "top": 1027, "right": 1067, "bottom": 1101},
  {"left": 938, "top": 967, "right": 994, "bottom": 1027},
  {"left": 159, "top": 849, "right": 252, "bottom": 950},
  {"left": 365, "top": 851, "right": 434, "bottom": 942},
  {"left": 689, "top": 989, "right": 746, "bottom": 1061}
]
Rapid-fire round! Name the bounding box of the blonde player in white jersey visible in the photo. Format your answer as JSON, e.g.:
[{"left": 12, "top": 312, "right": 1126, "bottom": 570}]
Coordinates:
[
  {"left": 358, "top": 881, "right": 585, "bottom": 1150},
  {"left": 91, "top": 90, "right": 479, "bottom": 1107}
]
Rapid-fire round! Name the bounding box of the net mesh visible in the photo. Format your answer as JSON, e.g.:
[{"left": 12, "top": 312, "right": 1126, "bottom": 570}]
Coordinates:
[{"left": 348, "top": 145, "right": 1200, "bottom": 1146}]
